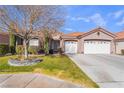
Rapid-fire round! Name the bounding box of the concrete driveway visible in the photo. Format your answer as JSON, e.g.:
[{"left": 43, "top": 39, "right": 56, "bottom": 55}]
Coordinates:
[
  {"left": 0, "top": 73, "right": 81, "bottom": 88},
  {"left": 68, "top": 54, "right": 124, "bottom": 88}
]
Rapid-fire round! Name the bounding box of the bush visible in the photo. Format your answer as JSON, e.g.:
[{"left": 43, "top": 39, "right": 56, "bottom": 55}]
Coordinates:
[
  {"left": 49, "top": 49, "right": 53, "bottom": 54},
  {"left": 0, "top": 44, "right": 9, "bottom": 55},
  {"left": 58, "top": 48, "right": 63, "bottom": 55},
  {"left": 28, "top": 46, "right": 38, "bottom": 54},
  {"left": 9, "top": 46, "right": 15, "bottom": 55},
  {"left": 38, "top": 48, "right": 44, "bottom": 54},
  {"left": 16, "top": 45, "right": 24, "bottom": 55},
  {"left": 121, "top": 49, "right": 124, "bottom": 55}
]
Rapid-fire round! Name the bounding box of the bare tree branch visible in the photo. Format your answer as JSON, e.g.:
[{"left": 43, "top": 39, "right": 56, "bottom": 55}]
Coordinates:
[{"left": 0, "top": 5, "right": 66, "bottom": 58}]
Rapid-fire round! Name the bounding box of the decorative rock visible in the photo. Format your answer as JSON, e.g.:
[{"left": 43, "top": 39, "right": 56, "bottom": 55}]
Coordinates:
[
  {"left": 8, "top": 58, "right": 43, "bottom": 66},
  {"left": 5, "top": 53, "right": 12, "bottom": 56}
]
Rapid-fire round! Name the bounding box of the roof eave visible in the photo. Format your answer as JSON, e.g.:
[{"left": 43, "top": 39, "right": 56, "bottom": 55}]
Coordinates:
[
  {"left": 61, "top": 36, "right": 78, "bottom": 39},
  {"left": 78, "top": 27, "right": 116, "bottom": 39}
]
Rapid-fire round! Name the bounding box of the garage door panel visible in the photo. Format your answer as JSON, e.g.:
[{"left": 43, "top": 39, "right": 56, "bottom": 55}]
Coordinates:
[
  {"left": 65, "top": 41, "right": 77, "bottom": 53},
  {"left": 84, "top": 41, "right": 111, "bottom": 54}
]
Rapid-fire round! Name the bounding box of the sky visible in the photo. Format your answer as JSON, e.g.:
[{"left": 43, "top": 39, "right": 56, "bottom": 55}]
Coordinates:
[{"left": 61, "top": 5, "right": 124, "bottom": 33}]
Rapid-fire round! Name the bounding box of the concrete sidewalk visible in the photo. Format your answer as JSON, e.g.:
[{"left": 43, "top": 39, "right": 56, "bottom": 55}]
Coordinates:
[{"left": 0, "top": 73, "right": 82, "bottom": 88}]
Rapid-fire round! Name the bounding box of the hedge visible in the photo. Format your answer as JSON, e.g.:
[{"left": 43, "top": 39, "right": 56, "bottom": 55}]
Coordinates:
[{"left": 0, "top": 44, "right": 9, "bottom": 55}]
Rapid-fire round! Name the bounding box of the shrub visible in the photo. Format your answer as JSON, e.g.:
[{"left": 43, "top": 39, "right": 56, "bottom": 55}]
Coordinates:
[
  {"left": 58, "top": 48, "right": 63, "bottom": 55},
  {"left": 49, "top": 49, "right": 54, "bottom": 54},
  {"left": 9, "top": 46, "right": 15, "bottom": 55},
  {"left": 16, "top": 45, "right": 24, "bottom": 55},
  {"left": 121, "top": 49, "right": 124, "bottom": 55},
  {"left": 38, "top": 48, "right": 44, "bottom": 54},
  {"left": 28, "top": 46, "right": 38, "bottom": 54},
  {"left": 0, "top": 44, "right": 9, "bottom": 55}
]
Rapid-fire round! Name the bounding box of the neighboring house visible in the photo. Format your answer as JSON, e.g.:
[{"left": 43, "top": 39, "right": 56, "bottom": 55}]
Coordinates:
[
  {"left": 0, "top": 32, "right": 9, "bottom": 45},
  {"left": 0, "top": 27, "right": 124, "bottom": 54},
  {"left": 115, "top": 31, "right": 124, "bottom": 54}
]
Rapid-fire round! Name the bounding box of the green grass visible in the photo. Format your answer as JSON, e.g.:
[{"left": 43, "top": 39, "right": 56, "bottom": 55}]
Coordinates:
[{"left": 0, "top": 55, "right": 99, "bottom": 88}]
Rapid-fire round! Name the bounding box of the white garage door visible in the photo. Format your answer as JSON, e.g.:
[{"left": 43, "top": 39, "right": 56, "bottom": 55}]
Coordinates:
[
  {"left": 65, "top": 41, "right": 77, "bottom": 53},
  {"left": 84, "top": 41, "right": 111, "bottom": 54}
]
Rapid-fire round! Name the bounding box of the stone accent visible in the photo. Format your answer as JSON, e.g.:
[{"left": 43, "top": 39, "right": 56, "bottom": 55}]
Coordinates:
[{"left": 8, "top": 58, "right": 42, "bottom": 66}]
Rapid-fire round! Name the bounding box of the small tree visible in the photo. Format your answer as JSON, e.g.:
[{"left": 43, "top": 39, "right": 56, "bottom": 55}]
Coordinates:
[
  {"left": 9, "top": 32, "right": 16, "bottom": 54},
  {"left": 44, "top": 37, "right": 49, "bottom": 55}
]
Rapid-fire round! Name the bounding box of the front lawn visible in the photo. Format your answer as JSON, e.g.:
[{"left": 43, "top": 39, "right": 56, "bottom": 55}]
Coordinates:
[{"left": 0, "top": 55, "right": 99, "bottom": 88}]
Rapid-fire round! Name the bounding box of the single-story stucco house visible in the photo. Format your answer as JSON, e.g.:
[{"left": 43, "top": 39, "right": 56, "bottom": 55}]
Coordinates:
[
  {"left": 61, "top": 27, "right": 124, "bottom": 54},
  {"left": 0, "top": 27, "right": 124, "bottom": 54}
]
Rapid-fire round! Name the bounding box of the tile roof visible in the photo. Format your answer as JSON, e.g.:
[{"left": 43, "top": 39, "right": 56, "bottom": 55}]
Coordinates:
[
  {"left": 1, "top": 27, "right": 124, "bottom": 44},
  {"left": 78, "top": 27, "right": 116, "bottom": 38},
  {"left": 116, "top": 31, "right": 124, "bottom": 40},
  {"left": 64, "top": 32, "right": 85, "bottom": 37},
  {"left": 0, "top": 32, "right": 9, "bottom": 44}
]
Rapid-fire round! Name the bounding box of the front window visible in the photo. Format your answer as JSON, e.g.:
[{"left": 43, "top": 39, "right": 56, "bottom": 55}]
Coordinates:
[{"left": 29, "top": 39, "right": 39, "bottom": 46}]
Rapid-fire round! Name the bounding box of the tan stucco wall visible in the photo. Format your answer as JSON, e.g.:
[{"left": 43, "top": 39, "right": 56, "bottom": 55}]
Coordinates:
[
  {"left": 116, "top": 41, "right": 124, "bottom": 54},
  {"left": 77, "top": 39, "right": 83, "bottom": 53},
  {"left": 61, "top": 31, "right": 116, "bottom": 54},
  {"left": 80, "top": 31, "right": 115, "bottom": 54},
  {"left": 60, "top": 38, "right": 78, "bottom": 52},
  {"left": 60, "top": 39, "right": 64, "bottom": 51}
]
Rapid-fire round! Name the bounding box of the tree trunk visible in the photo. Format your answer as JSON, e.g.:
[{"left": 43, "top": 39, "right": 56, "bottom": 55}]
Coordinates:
[{"left": 23, "top": 39, "right": 28, "bottom": 59}]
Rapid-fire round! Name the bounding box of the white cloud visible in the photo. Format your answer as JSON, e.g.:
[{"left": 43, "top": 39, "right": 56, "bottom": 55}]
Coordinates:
[
  {"left": 64, "top": 28, "right": 73, "bottom": 31},
  {"left": 71, "top": 17, "right": 90, "bottom": 22},
  {"left": 109, "top": 10, "right": 124, "bottom": 19},
  {"left": 114, "top": 10, "right": 124, "bottom": 18},
  {"left": 89, "top": 13, "right": 106, "bottom": 26},
  {"left": 116, "top": 17, "right": 124, "bottom": 26},
  {"left": 68, "top": 13, "right": 106, "bottom": 26},
  {"left": 66, "top": 15, "right": 71, "bottom": 18}
]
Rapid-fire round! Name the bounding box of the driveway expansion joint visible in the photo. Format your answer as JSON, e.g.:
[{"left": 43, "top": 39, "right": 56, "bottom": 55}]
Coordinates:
[
  {"left": 0, "top": 74, "right": 82, "bottom": 88},
  {"left": 0, "top": 74, "right": 13, "bottom": 84},
  {"left": 97, "top": 81, "right": 124, "bottom": 83},
  {"left": 23, "top": 74, "right": 38, "bottom": 88}
]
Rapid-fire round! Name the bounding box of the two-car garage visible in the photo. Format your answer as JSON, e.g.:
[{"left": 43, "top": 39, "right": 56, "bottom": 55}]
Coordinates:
[
  {"left": 84, "top": 40, "right": 111, "bottom": 54},
  {"left": 64, "top": 40, "right": 111, "bottom": 54}
]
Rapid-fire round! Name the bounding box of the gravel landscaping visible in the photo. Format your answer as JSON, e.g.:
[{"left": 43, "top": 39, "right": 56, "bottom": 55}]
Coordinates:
[{"left": 8, "top": 58, "right": 43, "bottom": 66}]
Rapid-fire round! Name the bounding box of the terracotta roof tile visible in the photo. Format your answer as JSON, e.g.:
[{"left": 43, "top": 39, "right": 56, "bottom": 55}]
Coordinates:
[
  {"left": 64, "top": 32, "right": 85, "bottom": 37},
  {"left": 116, "top": 31, "right": 124, "bottom": 40},
  {"left": 0, "top": 32, "right": 9, "bottom": 44}
]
